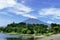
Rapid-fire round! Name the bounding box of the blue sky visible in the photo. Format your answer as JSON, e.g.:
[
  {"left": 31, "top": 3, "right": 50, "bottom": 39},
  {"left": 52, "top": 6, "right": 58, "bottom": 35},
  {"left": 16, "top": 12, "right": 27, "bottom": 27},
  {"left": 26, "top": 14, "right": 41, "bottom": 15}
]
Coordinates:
[{"left": 0, "top": 0, "right": 60, "bottom": 26}]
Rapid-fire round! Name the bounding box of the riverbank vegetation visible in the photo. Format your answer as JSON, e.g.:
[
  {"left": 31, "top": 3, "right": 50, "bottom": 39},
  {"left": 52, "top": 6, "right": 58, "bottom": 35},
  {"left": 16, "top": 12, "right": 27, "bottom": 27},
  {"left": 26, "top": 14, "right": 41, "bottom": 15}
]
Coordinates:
[{"left": 0, "top": 22, "right": 60, "bottom": 36}]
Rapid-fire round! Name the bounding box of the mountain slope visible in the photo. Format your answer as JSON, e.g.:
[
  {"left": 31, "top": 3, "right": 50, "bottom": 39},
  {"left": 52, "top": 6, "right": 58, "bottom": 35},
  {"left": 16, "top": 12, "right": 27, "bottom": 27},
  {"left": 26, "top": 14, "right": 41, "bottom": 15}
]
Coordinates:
[{"left": 23, "top": 18, "right": 49, "bottom": 25}]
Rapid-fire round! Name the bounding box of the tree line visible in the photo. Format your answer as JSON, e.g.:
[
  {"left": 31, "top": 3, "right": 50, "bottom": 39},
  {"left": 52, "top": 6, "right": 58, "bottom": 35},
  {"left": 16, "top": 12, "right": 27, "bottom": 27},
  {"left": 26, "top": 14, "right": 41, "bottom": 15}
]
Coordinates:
[{"left": 0, "top": 22, "right": 60, "bottom": 35}]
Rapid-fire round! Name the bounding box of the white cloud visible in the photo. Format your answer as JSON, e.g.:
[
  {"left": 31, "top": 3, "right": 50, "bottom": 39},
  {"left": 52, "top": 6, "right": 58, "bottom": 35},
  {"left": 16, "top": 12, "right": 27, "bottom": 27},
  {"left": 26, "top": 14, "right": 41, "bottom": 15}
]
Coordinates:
[
  {"left": 0, "top": 0, "right": 36, "bottom": 19},
  {"left": 0, "top": 0, "right": 16, "bottom": 9},
  {"left": 14, "top": 4, "right": 33, "bottom": 13},
  {"left": 16, "top": 12, "right": 37, "bottom": 18},
  {"left": 5, "top": 3, "right": 36, "bottom": 18},
  {"left": 6, "top": 6, "right": 36, "bottom": 19},
  {"left": 47, "top": 21, "right": 55, "bottom": 24},
  {"left": 39, "top": 8, "right": 60, "bottom": 19}
]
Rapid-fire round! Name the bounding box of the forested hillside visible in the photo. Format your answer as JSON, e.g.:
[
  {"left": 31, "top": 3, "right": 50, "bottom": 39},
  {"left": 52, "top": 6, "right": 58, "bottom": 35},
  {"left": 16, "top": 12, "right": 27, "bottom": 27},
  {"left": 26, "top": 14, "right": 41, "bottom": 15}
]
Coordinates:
[{"left": 0, "top": 22, "right": 60, "bottom": 36}]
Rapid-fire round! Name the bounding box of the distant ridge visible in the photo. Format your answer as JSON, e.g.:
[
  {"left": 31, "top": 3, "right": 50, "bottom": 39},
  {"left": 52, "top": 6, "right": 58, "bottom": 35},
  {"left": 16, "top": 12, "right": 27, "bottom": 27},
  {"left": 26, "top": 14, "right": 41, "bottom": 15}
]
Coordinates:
[{"left": 23, "top": 18, "right": 49, "bottom": 25}]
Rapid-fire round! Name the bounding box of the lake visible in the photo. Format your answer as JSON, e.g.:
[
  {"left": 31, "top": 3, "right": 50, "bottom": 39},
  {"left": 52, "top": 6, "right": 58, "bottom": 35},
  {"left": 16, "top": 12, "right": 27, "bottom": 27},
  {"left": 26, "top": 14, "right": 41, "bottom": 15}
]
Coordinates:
[{"left": 0, "top": 33, "right": 34, "bottom": 40}]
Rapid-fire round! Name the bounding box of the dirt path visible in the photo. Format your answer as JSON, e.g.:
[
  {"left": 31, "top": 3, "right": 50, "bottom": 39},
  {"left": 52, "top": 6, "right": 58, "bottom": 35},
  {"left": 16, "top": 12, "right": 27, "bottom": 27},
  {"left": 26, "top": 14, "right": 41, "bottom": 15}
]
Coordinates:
[{"left": 35, "top": 34, "right": 60, "bottom": 40}]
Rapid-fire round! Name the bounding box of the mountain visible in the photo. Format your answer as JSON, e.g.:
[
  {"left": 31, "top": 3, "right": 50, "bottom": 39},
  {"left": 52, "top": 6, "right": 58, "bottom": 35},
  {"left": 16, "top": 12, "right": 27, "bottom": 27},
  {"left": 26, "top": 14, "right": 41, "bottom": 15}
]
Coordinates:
[{"left": 23, "top": 18, "right": 49, "bottom": 25}]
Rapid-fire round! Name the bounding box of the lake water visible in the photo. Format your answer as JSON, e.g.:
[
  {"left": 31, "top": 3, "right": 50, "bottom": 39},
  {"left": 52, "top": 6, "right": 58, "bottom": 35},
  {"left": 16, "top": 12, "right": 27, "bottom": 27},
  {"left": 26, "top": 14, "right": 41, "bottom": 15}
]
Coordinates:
[{"left": 0, "top": 33, "right": 34, "bottom": 40}]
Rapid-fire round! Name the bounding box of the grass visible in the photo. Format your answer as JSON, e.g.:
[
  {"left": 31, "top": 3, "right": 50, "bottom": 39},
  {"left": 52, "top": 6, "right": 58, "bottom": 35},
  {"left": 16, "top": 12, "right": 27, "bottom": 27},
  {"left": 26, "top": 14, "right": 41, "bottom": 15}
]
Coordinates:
[
  {"left": 7, "top": 32, "right": 18, "bottom": 34},
  {"left": 34, "top": 32, "right": 56, "bottom": 37}
]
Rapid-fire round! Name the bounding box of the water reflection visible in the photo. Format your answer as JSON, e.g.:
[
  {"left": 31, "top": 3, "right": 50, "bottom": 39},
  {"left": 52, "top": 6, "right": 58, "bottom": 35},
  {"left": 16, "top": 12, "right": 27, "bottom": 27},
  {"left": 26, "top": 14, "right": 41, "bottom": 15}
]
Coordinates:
[
  {"left": 7, "top": 37, "right": 34, "bottom": 40},
  {"left": 0, "top": 33, "right": 34, "bottom": 40}
]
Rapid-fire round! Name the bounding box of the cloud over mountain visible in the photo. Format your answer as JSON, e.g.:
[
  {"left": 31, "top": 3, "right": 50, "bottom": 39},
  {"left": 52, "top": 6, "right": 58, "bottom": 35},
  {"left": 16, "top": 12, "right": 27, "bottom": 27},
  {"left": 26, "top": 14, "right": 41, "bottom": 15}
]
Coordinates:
[{"left": 0, "top": 0, "right": 36, "bottom": 19}]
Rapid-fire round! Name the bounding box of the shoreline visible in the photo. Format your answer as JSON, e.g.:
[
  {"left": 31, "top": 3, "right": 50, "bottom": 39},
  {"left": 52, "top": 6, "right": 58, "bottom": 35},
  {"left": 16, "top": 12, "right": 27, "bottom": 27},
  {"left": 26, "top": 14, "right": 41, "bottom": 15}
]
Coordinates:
[{"left": 34, "top": 34, "right": 60, "bottom": 40}]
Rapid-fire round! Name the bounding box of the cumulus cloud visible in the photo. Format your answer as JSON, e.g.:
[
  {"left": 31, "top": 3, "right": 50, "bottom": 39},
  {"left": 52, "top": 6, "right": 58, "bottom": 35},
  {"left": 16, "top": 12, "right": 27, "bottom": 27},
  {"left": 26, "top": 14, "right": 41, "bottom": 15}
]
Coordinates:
[
  {"left": 39, "top": 8, "right": 60, "bottom": 19},
  {"left": 0, "top": 0, "right": 36, "bottom": 19}
]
